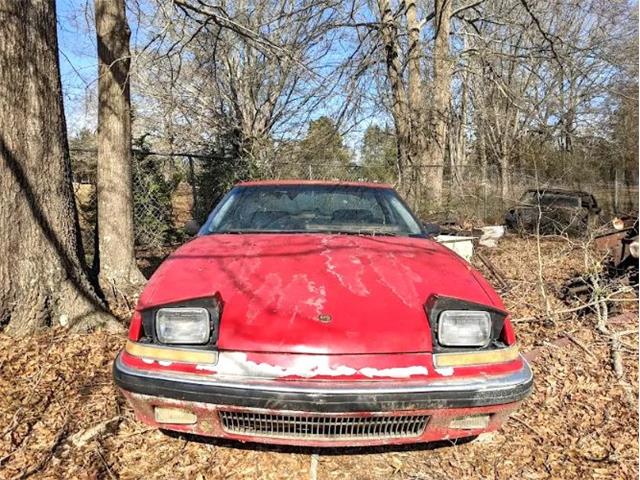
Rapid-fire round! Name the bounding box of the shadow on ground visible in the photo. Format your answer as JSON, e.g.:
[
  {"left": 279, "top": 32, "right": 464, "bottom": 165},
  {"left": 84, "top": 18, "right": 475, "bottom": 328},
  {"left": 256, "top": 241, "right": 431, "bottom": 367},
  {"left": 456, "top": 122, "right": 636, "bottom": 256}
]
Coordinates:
[{"left": 161, "top": 429, "right": 477, "bottom": 455}]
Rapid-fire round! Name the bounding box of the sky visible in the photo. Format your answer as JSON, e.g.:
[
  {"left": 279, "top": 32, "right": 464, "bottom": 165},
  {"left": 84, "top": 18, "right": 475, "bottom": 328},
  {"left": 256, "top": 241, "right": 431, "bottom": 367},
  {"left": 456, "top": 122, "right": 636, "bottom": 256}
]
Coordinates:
[
  {"left": 56, "top": 0, "right": 379, "bottom": 154},
  {"left": 57, "top": 0, "right": 99, "bottom": 134},
  {"left": 57, "top": 0, "right": 152, "bottom": 136}
]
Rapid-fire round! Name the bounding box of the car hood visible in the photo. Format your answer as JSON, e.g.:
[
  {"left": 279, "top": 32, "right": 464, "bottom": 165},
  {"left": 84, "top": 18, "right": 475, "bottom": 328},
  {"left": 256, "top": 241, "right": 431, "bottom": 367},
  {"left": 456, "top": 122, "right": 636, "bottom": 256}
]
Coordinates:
[{"left": 139, "top": 234, "right": 500, "bottom": 354}]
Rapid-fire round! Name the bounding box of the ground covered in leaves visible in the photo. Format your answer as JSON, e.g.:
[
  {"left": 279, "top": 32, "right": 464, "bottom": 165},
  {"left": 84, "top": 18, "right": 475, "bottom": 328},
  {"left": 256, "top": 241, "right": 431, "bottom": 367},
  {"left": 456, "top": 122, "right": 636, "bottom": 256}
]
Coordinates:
[{"left": 0, "top": 236, "right": 637, "bottom": 479}]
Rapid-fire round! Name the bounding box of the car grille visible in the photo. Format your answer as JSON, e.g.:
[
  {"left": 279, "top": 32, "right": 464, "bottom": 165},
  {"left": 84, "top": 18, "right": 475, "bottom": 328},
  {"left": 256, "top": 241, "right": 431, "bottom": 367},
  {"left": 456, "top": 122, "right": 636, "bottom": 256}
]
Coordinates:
[{"left": 219, "top": 411, "right": 428, "bottom": 440}]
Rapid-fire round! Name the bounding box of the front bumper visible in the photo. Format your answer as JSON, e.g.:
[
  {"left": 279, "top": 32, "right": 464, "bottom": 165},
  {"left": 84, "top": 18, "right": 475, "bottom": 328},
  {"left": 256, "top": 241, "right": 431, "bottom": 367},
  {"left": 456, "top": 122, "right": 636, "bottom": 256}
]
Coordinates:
[{"left": 113, "top": 352, "right": 533, "bottom": 446}]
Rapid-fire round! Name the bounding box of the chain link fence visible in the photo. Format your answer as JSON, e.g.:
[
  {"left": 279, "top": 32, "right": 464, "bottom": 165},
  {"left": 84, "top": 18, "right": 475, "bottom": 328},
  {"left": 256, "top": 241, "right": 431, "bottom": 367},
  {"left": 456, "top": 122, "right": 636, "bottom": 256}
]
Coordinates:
[{"left": 71, "top": 149, "right": 639, "bottom": 252}]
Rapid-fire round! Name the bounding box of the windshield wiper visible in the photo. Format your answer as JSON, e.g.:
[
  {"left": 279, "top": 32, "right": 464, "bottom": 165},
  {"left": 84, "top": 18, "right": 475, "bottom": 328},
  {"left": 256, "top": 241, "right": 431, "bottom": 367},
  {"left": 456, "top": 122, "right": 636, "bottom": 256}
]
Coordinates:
[
  {"left": 320, "top": 229, "right": 404, "bottom": 237},
  {"left": 333, "top": 230, "right": 427, "bottom": 238},
  {"left": 213, "top": 229, "right": 309, "bottom": 234},
  {"left": 362, "top": 231, "right": 399, "bottom": 236}
]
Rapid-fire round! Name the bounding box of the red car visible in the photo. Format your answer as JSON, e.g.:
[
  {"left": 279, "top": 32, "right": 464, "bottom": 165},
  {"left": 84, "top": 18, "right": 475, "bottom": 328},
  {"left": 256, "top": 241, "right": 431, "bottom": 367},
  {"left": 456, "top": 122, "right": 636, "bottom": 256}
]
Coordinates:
[{"left": 114, "top": 180, "right": 532, "bottom": 447}]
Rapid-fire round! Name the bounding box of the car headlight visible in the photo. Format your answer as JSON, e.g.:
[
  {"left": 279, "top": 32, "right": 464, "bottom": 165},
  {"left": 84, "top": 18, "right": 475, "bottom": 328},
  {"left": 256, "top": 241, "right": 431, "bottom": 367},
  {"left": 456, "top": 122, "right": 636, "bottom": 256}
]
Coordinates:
[
  {"left": 437, "top": 310, "right": 492, "bottom": 347},
  {"left": 155, "top": 307, "right": 211, "bottom": 344}
]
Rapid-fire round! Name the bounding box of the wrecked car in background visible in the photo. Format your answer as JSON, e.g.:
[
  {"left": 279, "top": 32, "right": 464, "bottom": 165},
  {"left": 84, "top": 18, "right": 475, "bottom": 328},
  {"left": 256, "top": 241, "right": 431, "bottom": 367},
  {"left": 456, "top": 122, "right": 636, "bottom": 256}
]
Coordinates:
[
  {"left": 114, "top": 181, "right": 532, "bottom": 447},
  {"left": 505, "top": 188, "right": 600, "bottom": 235},
  {"left": 562, "top": 217, "right": 639, "bottom": 308},
  {"left": 598, "top": 217, "right": 639, "bottom": 287}
]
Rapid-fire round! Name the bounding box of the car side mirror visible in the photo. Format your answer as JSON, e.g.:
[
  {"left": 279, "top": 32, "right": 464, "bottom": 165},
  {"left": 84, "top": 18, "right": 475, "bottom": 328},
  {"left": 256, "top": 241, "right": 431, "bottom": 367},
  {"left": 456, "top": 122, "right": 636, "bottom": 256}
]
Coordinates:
[
  {"left": 184, "top": 220, "right": 201, "bottom": 236},
  {"left": 423, "top": 222, "right": 441, "bottom": 237}
]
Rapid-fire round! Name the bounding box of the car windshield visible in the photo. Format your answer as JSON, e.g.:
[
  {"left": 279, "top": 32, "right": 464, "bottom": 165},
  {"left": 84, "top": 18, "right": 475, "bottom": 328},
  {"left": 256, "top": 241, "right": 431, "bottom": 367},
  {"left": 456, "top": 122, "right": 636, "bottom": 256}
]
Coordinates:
[
  {"left": 204, "top": 184, "right": 424, "bottom": 236},
  {"left": 519, "top": 191, "right": 580, "bottom": 208}
]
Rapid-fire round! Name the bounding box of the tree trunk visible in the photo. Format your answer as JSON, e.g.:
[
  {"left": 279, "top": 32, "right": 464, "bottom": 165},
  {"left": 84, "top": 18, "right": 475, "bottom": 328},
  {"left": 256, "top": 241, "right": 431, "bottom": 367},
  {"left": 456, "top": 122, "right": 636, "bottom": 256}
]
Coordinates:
[
  {"left": 613, "top": 165, "right": 621, "bottom": 213},
  {"left": 449, "top": 71, "right": 467, "bottom": 192},
  {"left": 0, "top": 0, "right": 118, "bottom": 335},
  {"left": 500, "top": 158, "right": 511, "bottom": 204},
  {"left": 478, "top": 128, "right": 488, "bottom": 186},
  {"left": 377, "top": 0, "right": 410, "bottom": 193},
  {"left": 422, "top": 0, "right": 453, "bottom": 208},
  {"left": 95, "top": 0, "right": 145, "bottom": 303},
  {"left": 405, "top": 0, "right": 426, "bottom": 208}
]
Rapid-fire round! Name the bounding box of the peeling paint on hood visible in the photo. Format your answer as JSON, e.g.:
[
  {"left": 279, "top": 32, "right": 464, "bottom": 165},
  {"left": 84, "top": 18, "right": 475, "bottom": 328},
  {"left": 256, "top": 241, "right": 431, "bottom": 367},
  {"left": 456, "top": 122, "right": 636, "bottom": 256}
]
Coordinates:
[{"left": 139, "top": 234, "right": 498, "bottom": 355}]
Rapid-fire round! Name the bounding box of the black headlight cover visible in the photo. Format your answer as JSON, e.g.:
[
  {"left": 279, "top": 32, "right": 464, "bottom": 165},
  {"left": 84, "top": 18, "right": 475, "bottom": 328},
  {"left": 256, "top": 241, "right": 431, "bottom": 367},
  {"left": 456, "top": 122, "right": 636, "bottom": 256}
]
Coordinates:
[
  {"left": 425, "top": 295, "right": 508, "bottom": 352},
  {"left": 140, "top": 295, "right": 222, "bottom": 348}
]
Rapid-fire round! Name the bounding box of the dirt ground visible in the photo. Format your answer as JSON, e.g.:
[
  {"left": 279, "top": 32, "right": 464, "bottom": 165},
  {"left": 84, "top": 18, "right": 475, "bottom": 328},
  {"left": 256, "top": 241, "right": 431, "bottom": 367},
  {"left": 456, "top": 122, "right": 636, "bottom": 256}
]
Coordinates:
[{"left": 0, "top": 236, "right": 637, "bottom": 479}]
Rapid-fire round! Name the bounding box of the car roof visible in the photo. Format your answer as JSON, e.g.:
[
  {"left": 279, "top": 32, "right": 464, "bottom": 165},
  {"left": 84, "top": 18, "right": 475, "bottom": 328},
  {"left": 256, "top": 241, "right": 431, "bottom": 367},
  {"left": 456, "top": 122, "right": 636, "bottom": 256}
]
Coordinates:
[
  {"left": 524, "top": 188, "right": 592, "bottom": 196},
  {"left": 236, "top": 179, "right": 394, "bottom": 189}
]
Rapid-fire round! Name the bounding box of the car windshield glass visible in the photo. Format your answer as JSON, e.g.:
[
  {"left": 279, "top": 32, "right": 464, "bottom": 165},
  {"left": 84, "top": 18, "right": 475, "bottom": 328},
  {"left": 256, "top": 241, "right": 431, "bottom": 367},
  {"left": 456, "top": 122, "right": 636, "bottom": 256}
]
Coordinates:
[
  {"left": 520, "top": 191, "right": 580, "bottom": 208},
  {"left": 205, "top": 185, "right": 423, "bottom": 236}
]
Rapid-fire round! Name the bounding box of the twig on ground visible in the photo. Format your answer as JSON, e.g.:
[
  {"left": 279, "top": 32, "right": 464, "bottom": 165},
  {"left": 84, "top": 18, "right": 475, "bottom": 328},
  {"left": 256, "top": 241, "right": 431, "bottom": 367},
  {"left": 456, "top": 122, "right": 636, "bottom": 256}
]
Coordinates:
[
  {"left": 611, "top": 335, "right": 624, "bottom": 379},
  {"left": 509, "top": 415, "right": 544, "bottom": 443},
  {"left": 96, "top": 444, "right": 117, "bottom": 480},
  {"left": 476, "top": 251, "right": 510, "bottom": 291},
  {"left": 68, "top": 416, "right": 123, "bottom": 447},
  {"left": 117, "top": 426, "right": 155, "bottom": 439},
  {"left": 564, "top": 333, "right": 596, "bottom": 359},
  {"left": 609, "top": 332, "right": 636, "bottom": 407}
]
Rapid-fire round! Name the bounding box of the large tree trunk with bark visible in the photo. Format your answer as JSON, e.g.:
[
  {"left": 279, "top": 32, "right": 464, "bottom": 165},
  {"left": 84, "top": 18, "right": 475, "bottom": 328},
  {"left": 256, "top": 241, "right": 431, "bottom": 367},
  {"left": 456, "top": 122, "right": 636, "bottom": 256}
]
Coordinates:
[
  {"left": 377, "top": 0, "right": 411, "bottom": 194},
  {"left": 95, "top": 0, "right": 145, "bottom": 304},
  {"left": 422, "top": 0, "right": 453, "bottom": 209},
  {"left": 405, "top": 0, "right": 427, "bottom": 208},
  {"left": 0, "top": 0, "right": 118, "bottom": 335}
]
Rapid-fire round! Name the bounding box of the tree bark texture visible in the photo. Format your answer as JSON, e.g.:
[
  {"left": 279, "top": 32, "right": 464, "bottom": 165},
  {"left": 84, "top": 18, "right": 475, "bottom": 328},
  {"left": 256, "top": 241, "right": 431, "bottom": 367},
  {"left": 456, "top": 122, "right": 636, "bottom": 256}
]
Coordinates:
[
  {"left": 404, "top": 0, "right": 427, "bottom": 206},
  {"left": 422, "top": 0, "right": 452, "bottom": 208},
  {"left": 500, "top": 157, "right": 511, "bottom": 203},
  {"left": 377, "top": 0, "right": 451, "bottom": 211},
  {"left": 0, "top": 0, "right": 116, "bottom": 335},
  {"left": 377, "top": 0, "right": 411, "bottom": 193},
  {"left": 95, "top": 0, "right": 145, "bottom": 300}
]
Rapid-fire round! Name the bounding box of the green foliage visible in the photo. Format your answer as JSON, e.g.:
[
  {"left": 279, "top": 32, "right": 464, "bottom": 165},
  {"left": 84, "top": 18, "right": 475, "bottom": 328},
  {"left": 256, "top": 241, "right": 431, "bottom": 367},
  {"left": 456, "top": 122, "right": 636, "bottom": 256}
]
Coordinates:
[
  {"left": 193, "top": 132, "right": 253, "bottom": 222},
  {"left": 194, "top": 157, "right": 251, "bottom": 222},
  {"left": 132, "top": 137, "right": 181, "bottom": 246},
  {"left": 69, "top": 128, "right": 97, "bottom": 184},
  {"left": 262, "top": 117, "right": 354, "bottom": 180},
  {"left": 298, "top": 117, "right": 352, "bottom": 178},
  {"left": 359, "top": 124, "right": 397, "bottom": 183}
]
